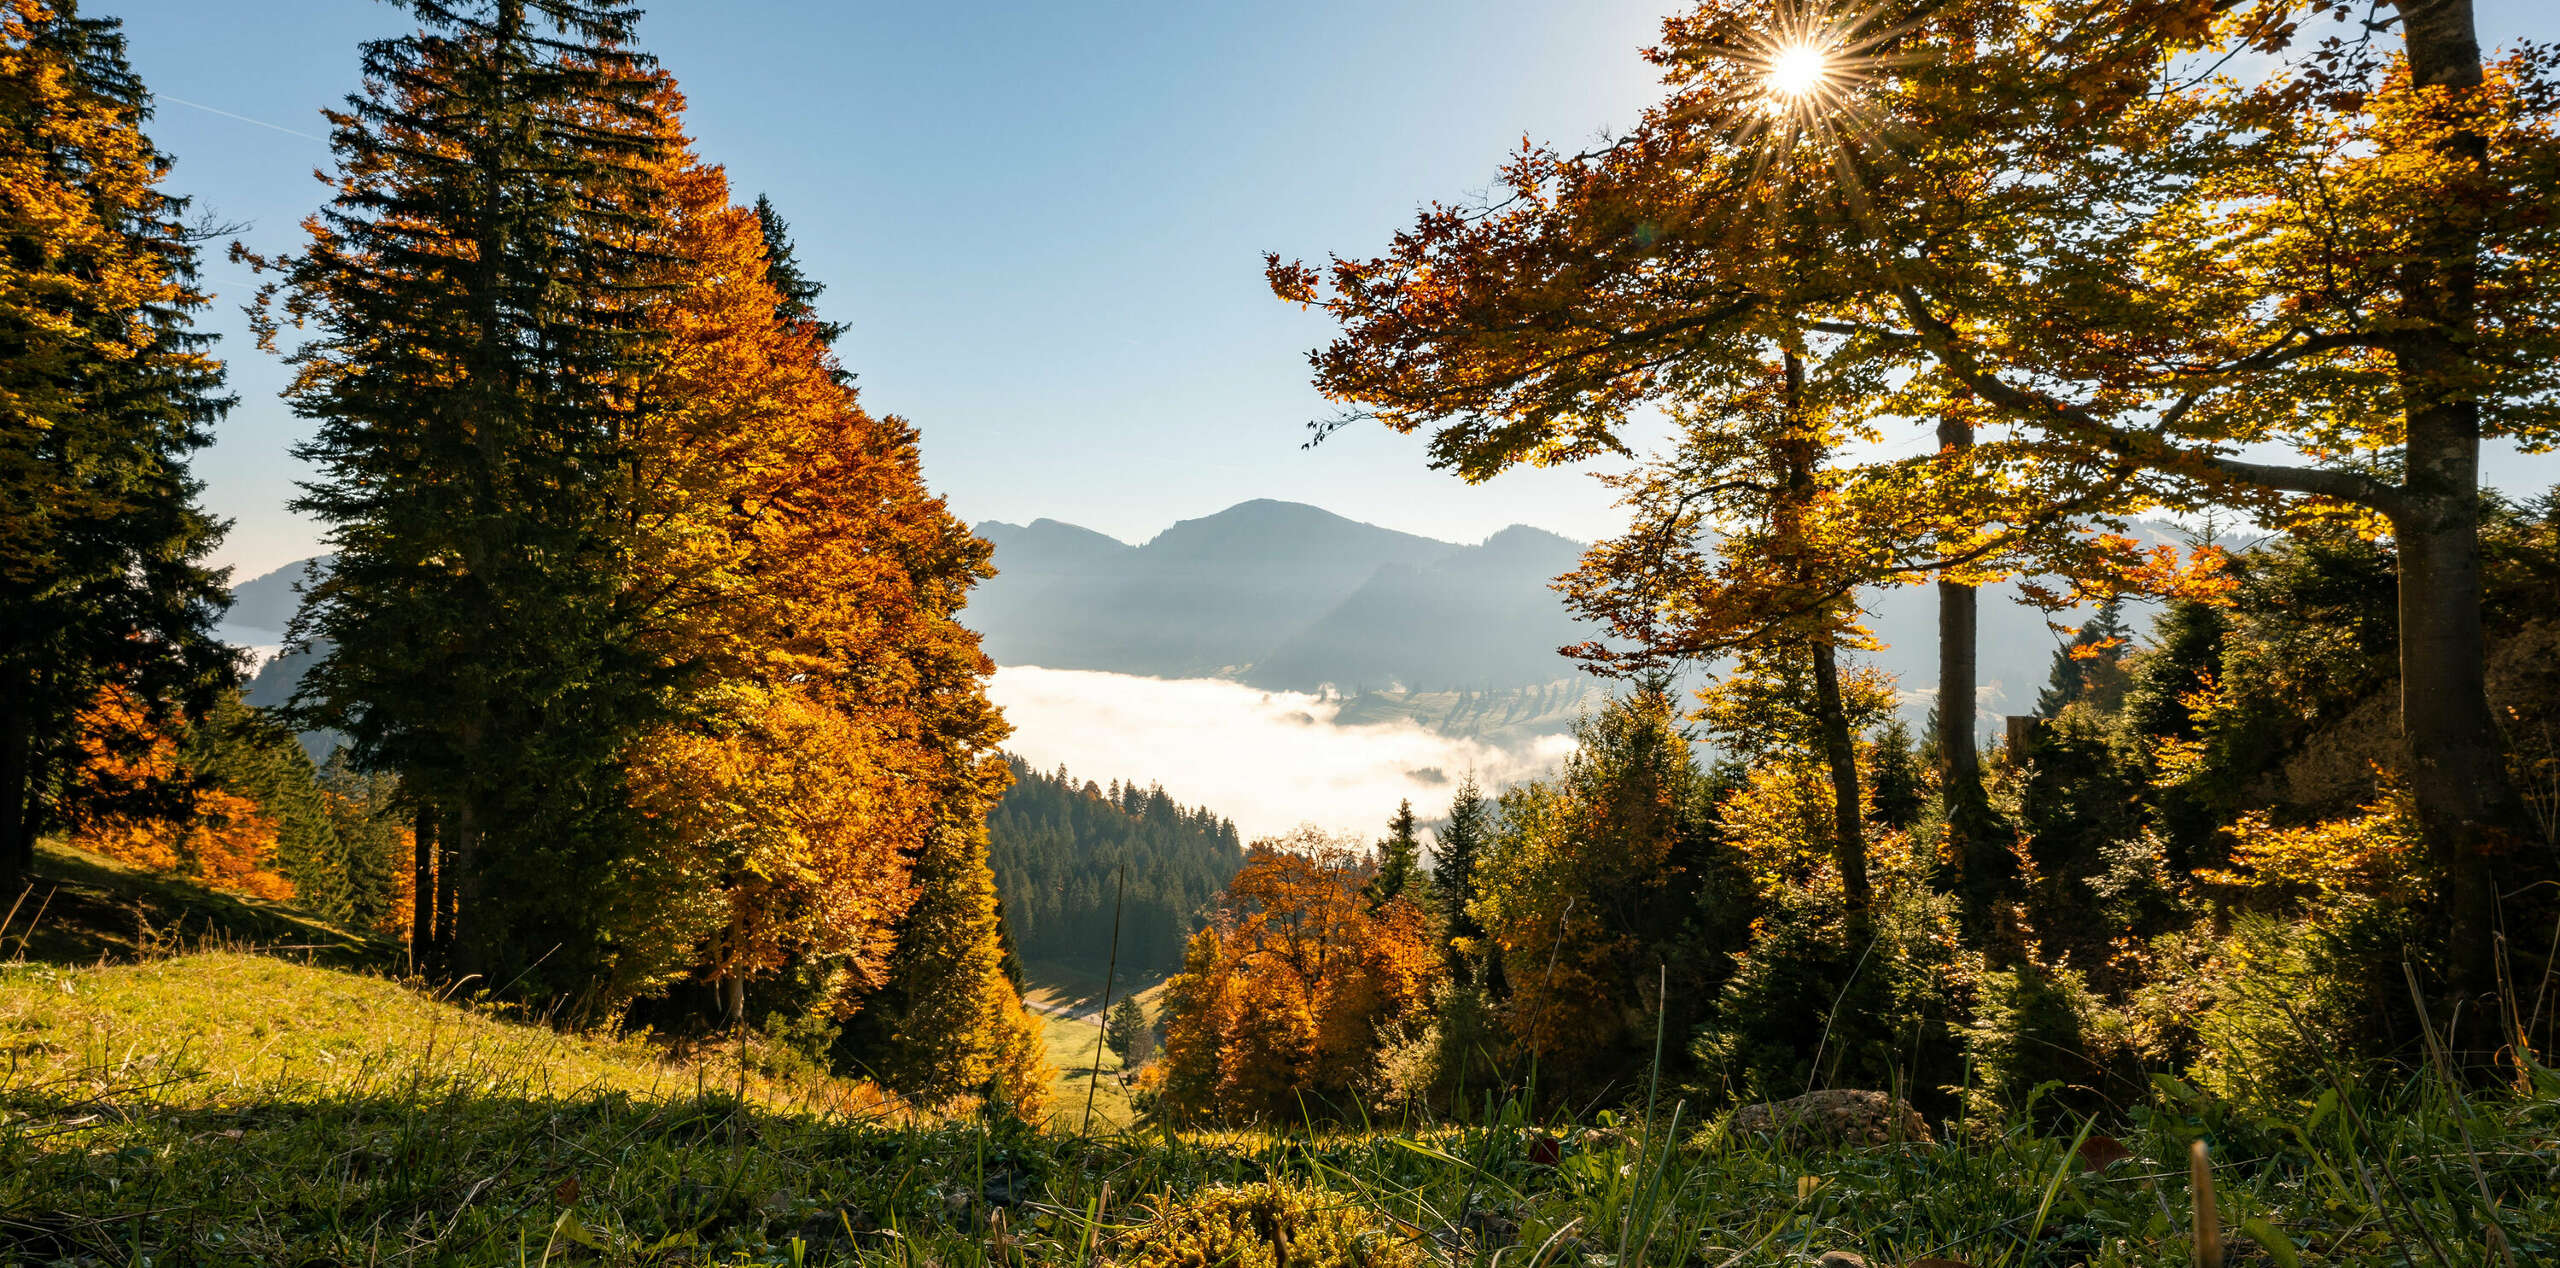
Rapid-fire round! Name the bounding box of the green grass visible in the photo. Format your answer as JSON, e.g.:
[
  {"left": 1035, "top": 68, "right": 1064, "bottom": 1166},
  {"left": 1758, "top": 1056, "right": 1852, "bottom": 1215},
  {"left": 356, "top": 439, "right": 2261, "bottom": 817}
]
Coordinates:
[
  {"left": 3, "top": 839, "right": 391, "bottom": 969},
  {"left": 7, "top": 949, "right": 2557, "bottom": 1265},
  {"left": 1040, "top": 1008, "right": 1135, "bottom": 1133}
]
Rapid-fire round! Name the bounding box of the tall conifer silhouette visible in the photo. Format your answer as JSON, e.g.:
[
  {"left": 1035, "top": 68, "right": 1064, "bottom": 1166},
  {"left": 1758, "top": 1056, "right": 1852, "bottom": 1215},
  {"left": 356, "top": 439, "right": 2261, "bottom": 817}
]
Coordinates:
[{"left": 262, "top": 0, "right": 679, "bottom": 1007}]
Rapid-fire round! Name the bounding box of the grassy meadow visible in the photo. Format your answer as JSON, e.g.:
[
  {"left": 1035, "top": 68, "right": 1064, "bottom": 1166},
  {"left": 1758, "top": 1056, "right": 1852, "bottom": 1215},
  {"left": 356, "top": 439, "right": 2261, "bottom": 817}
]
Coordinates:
[{"left": 2, "top": 846, "right": 2554, "bottom": 1265}]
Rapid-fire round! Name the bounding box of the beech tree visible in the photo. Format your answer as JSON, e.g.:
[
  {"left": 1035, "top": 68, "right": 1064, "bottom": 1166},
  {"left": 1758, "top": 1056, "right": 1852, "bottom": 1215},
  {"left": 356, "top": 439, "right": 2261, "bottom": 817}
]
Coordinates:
[
  {"left": 0, "top": 0, "right": 233, "bottom": 895},
  {"left": 1272, "top": 0, "right": 2558, "bottom": 1014}
]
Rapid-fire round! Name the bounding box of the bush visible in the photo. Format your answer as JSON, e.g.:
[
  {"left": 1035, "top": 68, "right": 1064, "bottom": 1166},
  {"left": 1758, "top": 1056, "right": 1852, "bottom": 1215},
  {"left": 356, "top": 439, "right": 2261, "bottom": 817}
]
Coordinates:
[{"left": 1691, "top": 881, "right": 1963, "bottom": 1111}]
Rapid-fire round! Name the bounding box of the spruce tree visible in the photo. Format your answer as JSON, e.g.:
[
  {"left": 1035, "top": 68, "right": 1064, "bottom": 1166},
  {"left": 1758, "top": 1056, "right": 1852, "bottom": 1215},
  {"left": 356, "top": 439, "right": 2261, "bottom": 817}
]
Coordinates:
[
  {"left": 0, "top": 2, "right": 234, "bottom": 895},
  {"left": 839, "top": 811, "right": 1051, "bottom": 1116},
  {"left": 751, "top": 195, "right": 846, "bottom": 354},
  {"left": 1366, "top": 798, "right": 1421, "bottom": 909},
  {"left": 263, "top": 0, "right": 680, "bottom": 1006},
  {"left": 2035, "top": 597, "right": 2136, "bottom": 718},
  {"left": 1103, "top": 995, "right": 1151, "bottom": 1066},
  {"left": 1430, "top": 778, "right": 1491, "bottom": 982}
]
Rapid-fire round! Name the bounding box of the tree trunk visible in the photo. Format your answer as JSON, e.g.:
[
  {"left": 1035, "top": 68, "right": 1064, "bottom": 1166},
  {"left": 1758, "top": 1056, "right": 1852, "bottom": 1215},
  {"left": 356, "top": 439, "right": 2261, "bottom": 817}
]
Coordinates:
[
  {"left": 1809, "top": 641, "right": 1872, "bottom": 913},
  {"left": 2388, "top": 0, "right": 2544, "bottom": 1026},
  {"left": 411, "top": 802, "right": 438, "bottom": 976},
  {"left": 437, "top": 800, "right": 471, "bottom": 979},
  {"left": 1934, "top": 410, "right": 2004, "bottom": 928},
  {"left": 720, "top": 971, "right": 746, "bottom": 1032}
]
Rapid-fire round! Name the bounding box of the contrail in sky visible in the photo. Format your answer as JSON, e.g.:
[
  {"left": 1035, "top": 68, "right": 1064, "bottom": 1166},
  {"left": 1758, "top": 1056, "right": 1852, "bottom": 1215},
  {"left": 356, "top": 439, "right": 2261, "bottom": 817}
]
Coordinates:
[{"left": 162, "top": 95, "right": 326, "bottom": 143}]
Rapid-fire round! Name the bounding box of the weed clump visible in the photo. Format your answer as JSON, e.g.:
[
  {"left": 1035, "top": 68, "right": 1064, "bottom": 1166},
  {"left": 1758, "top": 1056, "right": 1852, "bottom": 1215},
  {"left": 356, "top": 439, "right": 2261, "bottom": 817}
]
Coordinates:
[{"left": 1110, "top": 1182, "right": 1423, "bottom": 1268}]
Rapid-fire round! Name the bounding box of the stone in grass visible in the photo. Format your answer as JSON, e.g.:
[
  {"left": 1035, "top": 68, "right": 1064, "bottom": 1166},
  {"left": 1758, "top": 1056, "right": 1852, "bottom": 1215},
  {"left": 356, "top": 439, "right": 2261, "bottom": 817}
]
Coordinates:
[
  {"left": 1108, "top": 1181, "right": 1425, "bottom": 1268},
  {"left": 1726, "top": 1090, "right": 1934, "bottom": 1149}
]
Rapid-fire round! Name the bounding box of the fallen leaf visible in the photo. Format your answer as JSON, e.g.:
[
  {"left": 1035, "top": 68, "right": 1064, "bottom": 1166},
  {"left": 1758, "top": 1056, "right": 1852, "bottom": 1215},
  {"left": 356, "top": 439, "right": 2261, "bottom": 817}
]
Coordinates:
[
  {"left": 2076, "top": 1135, "right": 2134, "bottom": 1171},
  {"left": 552, "top": 1175, "right": 581, "bottom": 1205}
]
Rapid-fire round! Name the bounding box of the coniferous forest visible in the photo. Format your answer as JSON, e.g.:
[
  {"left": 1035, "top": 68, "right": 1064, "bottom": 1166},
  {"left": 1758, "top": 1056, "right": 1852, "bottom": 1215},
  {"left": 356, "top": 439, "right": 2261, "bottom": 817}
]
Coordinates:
[
  {"left": 986, "top": 758, "right": 1243, "bottom": 983},
  {"left": 6, "top": 1, "right": 2560, "bottom": 1265}
]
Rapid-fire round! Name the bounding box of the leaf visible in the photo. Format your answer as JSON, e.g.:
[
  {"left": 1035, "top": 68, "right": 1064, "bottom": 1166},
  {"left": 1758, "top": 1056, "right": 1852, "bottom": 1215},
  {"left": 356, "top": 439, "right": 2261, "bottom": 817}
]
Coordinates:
[
  {"left": 2074, "top": 1135, "right": 2134, "bottom": 1171},
  {"left": 2240, "top": 1217, "right": 2302, "bottom": 1268},
  {"left": 553, "top": 1175, "right": 582, "bottom": 1205}
]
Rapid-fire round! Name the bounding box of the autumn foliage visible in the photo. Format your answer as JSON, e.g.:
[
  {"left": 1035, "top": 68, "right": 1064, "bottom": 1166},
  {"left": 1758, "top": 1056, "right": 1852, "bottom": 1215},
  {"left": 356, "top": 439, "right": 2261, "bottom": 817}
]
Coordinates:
[
  {"left": 1156, "top": 830, "right": 1440, "bottom": 1123},
  {"left": 64, "top": 687, "right": 293, "bottom": 901}
]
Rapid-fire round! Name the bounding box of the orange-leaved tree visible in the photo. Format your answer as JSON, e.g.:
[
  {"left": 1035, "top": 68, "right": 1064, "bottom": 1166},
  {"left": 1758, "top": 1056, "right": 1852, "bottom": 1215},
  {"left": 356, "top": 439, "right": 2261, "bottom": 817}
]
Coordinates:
[
  {"left": 1273, "top": 0, "right": 2560, "bottom": 1021},
  {"left": 1155, "top": 828, "right": 1439, "bottom": 1123}
]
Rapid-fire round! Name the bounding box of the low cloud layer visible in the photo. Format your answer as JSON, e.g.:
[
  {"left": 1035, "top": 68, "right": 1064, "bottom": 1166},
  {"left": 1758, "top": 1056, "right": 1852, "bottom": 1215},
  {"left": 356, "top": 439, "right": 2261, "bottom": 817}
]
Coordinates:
[{"left": 986, "top": 666, "right": 1577, "bottom": 842}]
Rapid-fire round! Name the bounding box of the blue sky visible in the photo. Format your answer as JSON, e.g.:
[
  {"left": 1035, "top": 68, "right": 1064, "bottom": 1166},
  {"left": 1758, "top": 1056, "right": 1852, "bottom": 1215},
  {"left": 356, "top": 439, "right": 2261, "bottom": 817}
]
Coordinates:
[{"left": 109, "top": 0, "right": 2560, "bottom": 578}]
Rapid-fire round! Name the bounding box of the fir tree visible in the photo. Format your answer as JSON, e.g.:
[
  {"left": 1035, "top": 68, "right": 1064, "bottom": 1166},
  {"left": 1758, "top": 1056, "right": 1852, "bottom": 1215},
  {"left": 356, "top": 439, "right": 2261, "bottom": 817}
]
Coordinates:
[
  {"left": 1430, "top": 777, "right": 1492, "bottom": 983},
  {"left": 1104, "top": 995, "right": 1152, "bottom": 1066},
  {"left": 2036, "top": 597, "right": 2136, "bottom": 718},
  {"left": 260, "top": 0, "right": 681, "bottom": 1007},
  {"left": 839, "top": 811, "right": 1052, "bottom": 1116},
  {"left": 1366, "top": 798, "right": 1421, "bottom": 909},
  {"left": 1867, "top": 719, "right": 1924, "bottom": 831},
  {"left": 0, "top": 1, "right": 234, "bottom": 894},
  {"left": 751, "top": 194, "right": 847, "bottom": 355}
]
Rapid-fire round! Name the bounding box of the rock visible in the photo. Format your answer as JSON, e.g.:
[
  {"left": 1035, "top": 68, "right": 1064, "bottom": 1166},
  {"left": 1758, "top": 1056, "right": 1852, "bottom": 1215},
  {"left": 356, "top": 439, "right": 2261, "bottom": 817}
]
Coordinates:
[{"left": 1726, "top": 1090, "right": 1933, "bottom": 1148}]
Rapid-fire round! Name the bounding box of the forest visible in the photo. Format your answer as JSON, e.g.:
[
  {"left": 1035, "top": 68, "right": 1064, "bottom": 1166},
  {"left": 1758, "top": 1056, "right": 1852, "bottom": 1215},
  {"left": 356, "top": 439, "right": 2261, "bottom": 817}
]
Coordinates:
[
  {"left": 5, "top": 0, "right": 2560, "bottom": 1264},
  {"left": 986, "top": 758, "right": 1243, "bottom": 984}
]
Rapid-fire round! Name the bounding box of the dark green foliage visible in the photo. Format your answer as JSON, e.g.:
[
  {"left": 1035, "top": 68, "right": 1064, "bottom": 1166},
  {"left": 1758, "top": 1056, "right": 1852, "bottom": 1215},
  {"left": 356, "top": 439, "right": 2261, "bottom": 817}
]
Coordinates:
[
  {"left": 1691, "top": 883, "right": 1963, "bottom": 1112},
  {"left": 1429, "top": 777, "right": 1491, "bottom": 984},
  {"left": 270, "top": 0, "right": 683, "bottom": 1010},
  {"left": 2033, "top": 597, "right": 2134, "bottom": 718},
  {"left": 313, "top": 752, "right": 408, "bottom": 934},
  {"left": 985, "top": 757, "right": 1242, "bottom": 981},
  {"left": 1865, "top": 720, "right": 1923, "bottom": 831},
  {"left": 752, "top": 194, "right": 848, "bottom": 356},
  {"left": 1104, "top": 996, "right": 1152, "bottom": 1066},
  {"left": 0, "top": 3, "right": 234, "bottom": 893},
  {"left": 1365, "top": 799, "right": 1421, "bottom": 909},
  {"left": 183, "top": 695, "right": 332, "bottom": 900}
]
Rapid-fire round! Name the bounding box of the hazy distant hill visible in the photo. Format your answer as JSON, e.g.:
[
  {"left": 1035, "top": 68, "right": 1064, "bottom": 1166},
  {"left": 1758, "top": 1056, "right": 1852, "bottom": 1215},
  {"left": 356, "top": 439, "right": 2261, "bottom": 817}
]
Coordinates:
[
  {"left": 225, "top": 499, "right": 2139, "bottom": 747},
  {"left": 226, "top": 556, "right": 331, "bottom": 637},
  {"left": 974, "top": 501, "right": 1461, "bottom": 681}
]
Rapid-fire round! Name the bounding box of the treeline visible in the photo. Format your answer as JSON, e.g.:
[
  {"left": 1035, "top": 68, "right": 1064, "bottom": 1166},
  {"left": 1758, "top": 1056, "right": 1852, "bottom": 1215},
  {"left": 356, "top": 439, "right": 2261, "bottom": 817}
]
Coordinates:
[
  {"left": 986, "top": 757, "right": 1243, "bottom": 981},
  {"left": 1151, "top": 509, "right": 2560, "bottom": 1124},
  {"left": 0, "top": 1, "right": 1041, "bottom": 1115}
]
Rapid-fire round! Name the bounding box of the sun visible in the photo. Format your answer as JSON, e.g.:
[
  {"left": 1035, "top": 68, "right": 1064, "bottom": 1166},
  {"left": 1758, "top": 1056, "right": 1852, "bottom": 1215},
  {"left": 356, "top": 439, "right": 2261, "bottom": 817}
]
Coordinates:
[{"left": 1764, "top": 43, "right": 1831, "bottom": 101}]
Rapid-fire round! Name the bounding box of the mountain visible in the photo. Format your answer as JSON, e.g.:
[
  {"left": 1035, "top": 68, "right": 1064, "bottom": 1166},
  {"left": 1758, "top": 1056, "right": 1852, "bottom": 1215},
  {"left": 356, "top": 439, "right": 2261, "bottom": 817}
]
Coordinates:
[
  {"left": 225, "top": 556, "right": 332, "bottom": 638},
  {"left": 223, "top": 500, "right": 2155, "bottom": 747},
  {"left": 971, "top": 501, "right": 1591, "bottom": 691},
  {"left": 972, "top": 501, "right": 1460, "bottom": 680}
]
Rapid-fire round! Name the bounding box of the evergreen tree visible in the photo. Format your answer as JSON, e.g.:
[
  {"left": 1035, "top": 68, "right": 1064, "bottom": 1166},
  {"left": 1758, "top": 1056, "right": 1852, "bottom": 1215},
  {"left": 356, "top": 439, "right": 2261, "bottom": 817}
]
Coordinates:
[
  {"left": 1103, "top": 995, "right": 1152, "bottom": 1066},
  {"left": 2035, "top": 597, "right": 2135, "bottom": 718},
  {"left": 1366, "top": 798, "right": 1421, "bottom": 909},
  {"left": 261, "top": 0, "right": 682, "bottom": 1008},
  {"left": 751, "top": 194, "right": 847, "bottom": 356},
  {"left": 839, "top": 812, "right": 1052, "bottom": 1117},
  {"left": 984, "top": 756, "right": 1242, "bottom": 980},
  {"left": 1866, "top": 719, "right": 1924, "bottom": 831},
  {"left": 0, "top": 1, "right": 234, "bottom": 894},
  {"left": 1430, "top": 778, "right": 1491, "bottom": 981}
]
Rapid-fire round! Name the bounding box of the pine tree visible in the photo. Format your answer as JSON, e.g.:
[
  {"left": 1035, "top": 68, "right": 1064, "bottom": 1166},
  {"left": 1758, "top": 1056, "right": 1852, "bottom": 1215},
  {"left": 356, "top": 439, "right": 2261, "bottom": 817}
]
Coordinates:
[
  {"left": 1366, "top": 798, "right": 1421, "bottom": 909},
  {"left": 261, "top": 0, "right": 681, "bottom": 1008},
  {"left": 0, "top": 0, "right": 233, "bottom": 895}
]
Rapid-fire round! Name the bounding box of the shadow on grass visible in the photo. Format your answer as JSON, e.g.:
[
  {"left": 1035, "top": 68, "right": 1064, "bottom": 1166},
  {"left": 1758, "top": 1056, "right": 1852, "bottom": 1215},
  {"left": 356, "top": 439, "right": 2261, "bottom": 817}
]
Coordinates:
[{"left": 3, "top": 842, "right": 392, "bottom": 971}]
